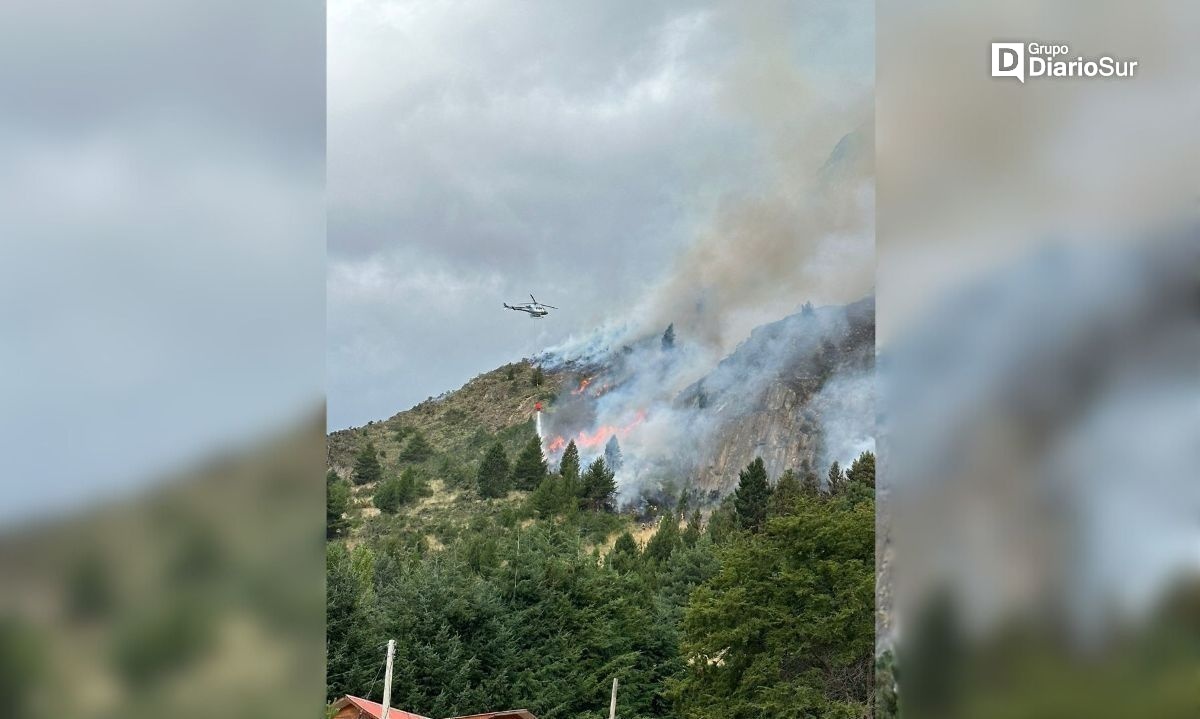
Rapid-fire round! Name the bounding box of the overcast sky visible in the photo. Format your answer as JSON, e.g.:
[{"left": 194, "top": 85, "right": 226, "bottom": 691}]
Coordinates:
[
  {"left": 328, "top": 0, "right": 873, "bottom": 430},
  {"left": 1, "top": 0, "right": 325, "bottom": 523}
]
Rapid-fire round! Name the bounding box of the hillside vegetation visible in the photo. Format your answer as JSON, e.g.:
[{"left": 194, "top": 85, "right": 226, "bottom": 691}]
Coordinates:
[
  {"left": 327, "top": 360, "right": 563, "bottom": 478},
  {"left": 326, "top": 350, "right": 877, "bottom": 718}
]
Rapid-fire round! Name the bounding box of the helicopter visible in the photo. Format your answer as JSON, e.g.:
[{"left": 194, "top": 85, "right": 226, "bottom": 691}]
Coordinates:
[{"left": 504, "top": 293, "right": 558, "bottom": 318}]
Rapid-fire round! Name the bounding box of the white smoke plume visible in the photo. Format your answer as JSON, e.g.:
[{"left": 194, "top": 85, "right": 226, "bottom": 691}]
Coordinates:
[
  {"left": 625, "top": 2, "right": 874, "bottom": 353},
  {"left": 550, "top": 0, "right": 874, "bottom": 359},
  {"left": 531, "top": 2, "right": 874, "bottom": 504},
  {"left": 811, "top": 368, "right": 876, "bottom": 472},
  {"left": 540, "top": 298, "right": 874, "bottom": 505}
]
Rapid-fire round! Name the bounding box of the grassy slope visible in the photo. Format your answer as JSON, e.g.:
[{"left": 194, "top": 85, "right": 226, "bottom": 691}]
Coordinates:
[
  {"left": 327, "top": 360, "right": 566, "bottom": 477},
  {"left": 326, "top": 360, "right": 638, "bottom": 547}
]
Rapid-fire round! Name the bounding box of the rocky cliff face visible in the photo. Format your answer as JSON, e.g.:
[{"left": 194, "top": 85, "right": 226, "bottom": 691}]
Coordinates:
[{"left": 683, "top": 296, "right": 874, "bottom": 494}]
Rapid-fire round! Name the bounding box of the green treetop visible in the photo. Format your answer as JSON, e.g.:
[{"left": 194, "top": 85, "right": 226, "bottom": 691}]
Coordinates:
[
  {"left": 476, "top": 442, "right": 511, "bottom": 498},
  {"left": 769, "top": 468, "right": 802, "bottom": 517},
  {"left": 327, "top": 469, "right": 350, "bottom": 538},
  {"left": 733, "top": 457, "right": 772, "bottom": 532},
  {"left": 511, "top": 435, "right": 548, "bottom": 491},
  {"left": 399, "top": 431, "right": 434, "bottom": 463},
  {"left": 559, "top": 440, "right": 581, "bottom": 486},
  {"left": 351, "top": 442, "right": 383, "bottom": 486},
  {"left": 580, "top": 456, "right": 617, "bottom": 512}
]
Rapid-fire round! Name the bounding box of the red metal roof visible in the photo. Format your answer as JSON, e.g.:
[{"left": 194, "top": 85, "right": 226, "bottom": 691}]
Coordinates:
[{"left": 334, "top": 695, "right": 433, "bottom": 719}]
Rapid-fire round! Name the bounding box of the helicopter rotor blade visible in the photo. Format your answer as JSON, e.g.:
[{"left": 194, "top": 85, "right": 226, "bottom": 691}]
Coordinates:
[{"left": 542, "top": 304, "right": 558, "bottom": 309}]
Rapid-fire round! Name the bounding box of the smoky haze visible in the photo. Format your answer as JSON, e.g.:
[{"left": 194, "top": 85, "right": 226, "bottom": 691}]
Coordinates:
[{"left": 527, "top": 3, "right": 875, "bottom": 502}]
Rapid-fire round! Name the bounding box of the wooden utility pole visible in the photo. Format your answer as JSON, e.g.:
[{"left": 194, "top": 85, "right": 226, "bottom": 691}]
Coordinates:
[
  {"left": 609, "top": 677, "right": 618, "bottom": 719},
  {"left": 381, "top": 639, "right": 396, "bottom": 719}
]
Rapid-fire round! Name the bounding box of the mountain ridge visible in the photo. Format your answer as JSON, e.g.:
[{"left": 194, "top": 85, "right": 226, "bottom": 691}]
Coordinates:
[{"left": 327, "top": 296, "right": 874, "bottom": 508}]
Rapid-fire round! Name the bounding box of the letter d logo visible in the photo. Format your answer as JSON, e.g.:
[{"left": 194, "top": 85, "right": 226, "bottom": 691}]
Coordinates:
[{"left": 991, "top": 42, "right": 1024, "bottom": 82}]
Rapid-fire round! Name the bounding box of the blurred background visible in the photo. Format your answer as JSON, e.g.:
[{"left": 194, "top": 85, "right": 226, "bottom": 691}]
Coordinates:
[
  {"left": 0, "top": 1, "right": 325, "bottom": 717},
  {"left": 876, "top": 0, "right": 1200, "bottom": 716}
]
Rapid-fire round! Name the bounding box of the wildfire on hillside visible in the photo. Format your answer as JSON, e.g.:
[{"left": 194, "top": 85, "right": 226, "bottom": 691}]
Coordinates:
[
  {"left": 571, "top": 377, "right": 594, "bottom": 395},
  {"left": 589, "top": 382, "right": 614, "bottom": 398},
  {"left": 543, "top": 409, "right": 647, "bottom": 456}
]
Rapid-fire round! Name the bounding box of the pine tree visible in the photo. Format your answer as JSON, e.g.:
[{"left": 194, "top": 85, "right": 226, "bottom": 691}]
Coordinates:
[
  {"left": 399, "top": 431, "right": 434, "bottom": 463},
  {"left": 477, "top": 442, "right": 511, "bottom": 498},
  {"left": 512, "top": 436, "right": 548, "bottom": 491},
  {"left": 351, "top": 442, "right": 383, "bottom": 486},
  {"left": 603, "top": 435, "right": 623, "bottom": 473},
  {"left": 677, "top": 487, "right": 691, "bottom": 518},
  {"left": 801, "top": 469, "right": 822, "bottom": 496},
  {"left": 327, "top": 469, "right": 351, "bottom": 538},
  {"left": 530, "top": 475, "right": 572, "bottom": 519},
  {"left": 733, "top": 457, "right": 772, "bottom": 532},
  {"left": 373, "top": 468, "right": 426, "bottom": 514},
  {"left": 325, "top": 543, "right": 377, "bottom": 700},
  {"left": 581, "top": 457, "right": 617, "bottom": 512},
  {"left": 662, "top": 323, "right": 676, "bottom": 350},
  {"left": 682, "top": 508, "right": 703, "bottom": 547},
  {"left": 847, "top": 451, "right": 875, "bottom": 488},
  {"left": 675, "top": 495, "right": 874, "bottom": 717},
  {"left": 644, "top": 513, "right": 680, "bottom": 563},
  {"left": 608, "top": 531, "right": 641, "bottom": 573},
  {"left": 531, "top": 365, "right": 545, "bottom": 387},
  {"left": 559, "top": 440, "right": 581, "bottom": 487},
  {"left": 827, "top": 461, "right": 845, "bottom": 494},
  {"left": 706, "top": 495, "right": 738, "bottom": 544},
  {"left": 373, "top": 475, "right": 404, "bottom": 513},
  {"left": 769, "top": 468, "right": 802, "bottom": 517},
  {"left": 840, "top": 451, "right": 875, "bottom": 506}
]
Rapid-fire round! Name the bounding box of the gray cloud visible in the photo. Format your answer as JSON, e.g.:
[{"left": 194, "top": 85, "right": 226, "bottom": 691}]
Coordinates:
[
  {"left": 328, "top": 0, "right": 873, "bottom": 429},
  {"left": 0, "top": 0, "right": 325, "bottom": 523}
]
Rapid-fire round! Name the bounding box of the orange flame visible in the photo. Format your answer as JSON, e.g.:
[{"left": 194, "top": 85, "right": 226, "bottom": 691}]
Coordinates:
[
  {"left": 571, "top": 377, "right": 593, "bottom": 395},
  {"left": 544, "top": 409, "right": 647, "bottom": 454}
]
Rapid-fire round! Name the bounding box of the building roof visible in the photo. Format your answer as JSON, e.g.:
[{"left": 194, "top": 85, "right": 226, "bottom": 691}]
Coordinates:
[
  {"left": 445, "top": 712, "right": 537, "bottom": 719},
  {"left": 333, "top": 695, "right": 433, "bottom": 719}
]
